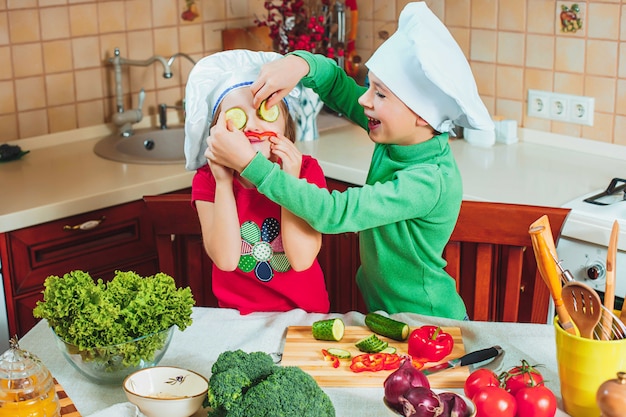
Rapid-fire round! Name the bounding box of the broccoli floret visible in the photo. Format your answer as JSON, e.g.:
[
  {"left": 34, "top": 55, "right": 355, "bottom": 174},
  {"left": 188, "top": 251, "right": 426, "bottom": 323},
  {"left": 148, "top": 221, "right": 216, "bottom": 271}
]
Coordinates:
[
  {"left": 229, "top": 366, "right": 335, "bottom": 417},
  {"left": 208, "top": 350, "right": 335, "bottom": 417},
  {"left": 211, "top": 349, "right": 275, "bottom": 382},
  {"left": 207, "top": 368, "right": 251, "bottom": 412}
]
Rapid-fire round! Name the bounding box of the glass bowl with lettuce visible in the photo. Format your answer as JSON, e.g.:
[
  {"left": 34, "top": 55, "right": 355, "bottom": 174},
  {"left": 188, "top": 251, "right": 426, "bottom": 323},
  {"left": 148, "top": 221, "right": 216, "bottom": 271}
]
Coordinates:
[{"left": 33, "top": 270, "right": 195, "bottom": 385}]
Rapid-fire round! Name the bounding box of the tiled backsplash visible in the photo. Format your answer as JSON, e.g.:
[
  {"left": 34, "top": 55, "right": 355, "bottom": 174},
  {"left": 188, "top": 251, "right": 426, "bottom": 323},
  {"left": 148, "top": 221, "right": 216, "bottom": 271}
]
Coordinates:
[{"left": 2, "top": 0, "right": 626, "bottom": 147}]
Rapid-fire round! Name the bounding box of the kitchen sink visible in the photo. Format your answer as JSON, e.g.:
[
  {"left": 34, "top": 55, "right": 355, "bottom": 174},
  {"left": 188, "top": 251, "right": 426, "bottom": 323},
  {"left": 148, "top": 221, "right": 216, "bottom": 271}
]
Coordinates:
[{"left": 94, "top": 127, "right": 185, "bottom": 164}]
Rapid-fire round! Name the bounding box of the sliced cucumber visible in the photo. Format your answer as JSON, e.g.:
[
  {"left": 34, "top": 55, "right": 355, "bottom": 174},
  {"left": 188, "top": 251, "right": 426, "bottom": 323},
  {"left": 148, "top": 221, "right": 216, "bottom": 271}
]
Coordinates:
[
  {"left": 326, "top": 348, "right": 351, "bottom": 359},
  {"left": 312, "top": 318, "right": 345, "bottom": 341},
  {"left": 365, "top": 312, "right": 410, "bottom": 341},
  {"left": 257, "top": 100, "right": 279, "bottom": 122},
  {"left": 225, "top": 107, "right": 247, "bottom": 130},
  {"left": 355, "top": 334, "right": 388, "bottom": 353},
  {"left": 380, "top": 346, "right": 397, "bottom": 354}
]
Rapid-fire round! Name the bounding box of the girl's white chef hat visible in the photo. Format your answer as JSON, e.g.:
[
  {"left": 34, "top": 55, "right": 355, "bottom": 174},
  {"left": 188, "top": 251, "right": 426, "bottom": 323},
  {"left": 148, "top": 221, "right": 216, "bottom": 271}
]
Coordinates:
[
  {"left": 184, "top": 49, "right": 307, "bottom": 171},
  {"left": 365, "top": 2, "right": 494, "bottom": 139}
]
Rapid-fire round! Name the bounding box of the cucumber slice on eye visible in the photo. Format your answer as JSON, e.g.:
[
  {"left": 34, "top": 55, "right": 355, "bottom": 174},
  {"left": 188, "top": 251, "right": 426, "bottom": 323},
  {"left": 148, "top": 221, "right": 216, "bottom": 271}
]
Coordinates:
[
  {"left": 258, "top": 100, "right": 279, "bottom": 122},
  {"left": 225, "top": 107, "right": 247, "bottom": 130}
]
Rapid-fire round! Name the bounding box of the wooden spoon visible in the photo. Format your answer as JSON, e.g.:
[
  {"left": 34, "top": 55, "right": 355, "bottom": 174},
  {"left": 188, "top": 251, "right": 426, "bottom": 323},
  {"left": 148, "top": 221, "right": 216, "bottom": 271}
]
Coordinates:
[
  {"left": 601, "top": 220, "right": 619, "bottom": 339},
  {"left": 529, "top": 222, "right": 576, "bottom": 335},
  {"left": 562, "top": 281, "right": 603, "bottom": 339}
]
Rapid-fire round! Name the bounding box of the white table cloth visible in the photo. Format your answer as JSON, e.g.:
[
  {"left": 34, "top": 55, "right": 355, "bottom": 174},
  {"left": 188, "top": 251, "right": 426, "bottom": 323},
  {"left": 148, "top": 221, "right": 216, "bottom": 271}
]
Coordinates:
[{"left": 19, "top": 307, "right": 570, "bottom": 416}]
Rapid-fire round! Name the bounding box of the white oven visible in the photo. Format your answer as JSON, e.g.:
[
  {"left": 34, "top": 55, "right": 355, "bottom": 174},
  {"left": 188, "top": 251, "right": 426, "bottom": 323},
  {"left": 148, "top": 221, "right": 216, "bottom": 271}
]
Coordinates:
[{"left": 556, "top": 178, "right": 626, "bottom": 314}]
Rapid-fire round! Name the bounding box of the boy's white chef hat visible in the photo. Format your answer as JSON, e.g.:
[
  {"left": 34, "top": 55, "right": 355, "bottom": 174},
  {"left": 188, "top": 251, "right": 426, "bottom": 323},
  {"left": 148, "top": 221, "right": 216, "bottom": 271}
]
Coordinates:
[
  {"left": 365, "top": 2, "right": 494, "bottom": 138},
  {"left": 184, "top": 49, "right": 306, "bottom": 171}
]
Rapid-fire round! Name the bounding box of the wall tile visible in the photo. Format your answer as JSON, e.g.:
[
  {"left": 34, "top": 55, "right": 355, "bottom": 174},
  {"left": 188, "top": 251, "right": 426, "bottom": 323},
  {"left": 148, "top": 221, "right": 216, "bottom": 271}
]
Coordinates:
[
  {"left": 497, "top": 31, "right": 524, "bottom": 66},
  {"left": 152, "top": 0, "right": 178, "bottom": 27},
  {"left": 69, "top": 3, "right": 99, "bottom": 36},
  {"left": 582, "top": 112, "right": 613, "bottom": 143},
  {"left": 495, "top": 97, "right": 523, "bottom": 121},
  {"left": 0, "top": 12, "right": 8, "bottom": 45},
  {"left": 76, "top": 99, "right": 104, "bottom": 128},
  {"left": 587, "top": 2, "right": 619, "bottom": 40},
  {"left": 0, "top": 115, "right": 18, "bottom": 142},
  {"left": 202, "top": 0, "right": 226, "bottom": 22},
  {"left": 496, "top": 65, "right": 523, "bottom": 100},
  {"left": 0, "top": 46, "right": 11, "bottom": 79},
  {"left": 40, "top": 7, "right": 70, "bottom": 40},
  {"left": 12, "top": 43, "right": 44, "bottom": 77},
  {"left": 445, "top": 0, "right": 470, "bottom": 27},
  {"left": 616, "top": 79, "right": 626, "bottom": 116},
  {"left": 125, "top": 0, "right": 153, "bottom": 31},
  {"left": 74, "top": 68, "right": 103, "bottom": 101},
  {"left": 373, "top": 0, "right": 395, "bottom": 22},
  {"left": 525, "top": 34, "right": 554, "bottom": 70},
  {"left": 585, "top": 39, "right": 617, "bottom": 77},
  {"left": 8, "top": 0, "right": 36, "bottom": 9},
  {"left": 48, "top": 104, "right": 77, "bottom": 132},
  {"left": 554, "top": 37, "right": 585, "bottom": 73},
  {"left": 470, "top": 29, "right": 497, "bottom": 62},
  {"left": 449, "top": 27, "right": 470, "bottom": 57},
  {"left": 471, "top": 0, "right": 497, "bottom": 30},
  {"left": 8, "top": 9, "right": 40, "bottom": 43},
  {"left": 15, "top": 76, "right": 46, "bottom": 111},
  {"left": 526, "top": 0, "right": 555, "bottom": 35},
  {"left": 584, "top": 75, "right": 616, "bottom": 114},
  {"left": 18, "top": 109, "right": 47, "bottom": 138},
  {"left": 72, "top": 36, "right": 101, "bottom": 69},
  {"left": 38, "top": 0, "right": 67, "bottom": 6},
  {"left": 498, "top": 0, "right": 525, "bottom": 32},
  {"left": 614, "top": 115, "right": 626, "bottom": 146},
  {"left": 551, "top": 120, "right": 582, "bottom": 137},
  {"left": 525, "top": 68, "right": 554, "bottom": 91},
  {"left": 45, "top": 72, "right": 75, "bottom": 106},
  {"left": 43, "top": 40, "right": 74, "bottom": 73},
  {"left": 98, "top": 1, "right": 126, "bottom": 33},
  {"left": 0, "top": 79, "right": 15, "bottom": 113},
  {"left": 554, "top": 72, "right": 584, "bottom": 95},
  {"left": 179, "top": 24, "right": 204, "bottom": 54},
  {"left": 472, "top": 61, "right": 496, "bottom": 96}
]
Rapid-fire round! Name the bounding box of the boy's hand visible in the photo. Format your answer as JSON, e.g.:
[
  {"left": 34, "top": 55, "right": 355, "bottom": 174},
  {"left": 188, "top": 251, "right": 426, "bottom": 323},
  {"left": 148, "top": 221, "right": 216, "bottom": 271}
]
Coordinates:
[
  {"left": 207, "top": 112, "right": 257, "bottom": 172},
  {"left": 270, "top": 135, "right": 302, "bottom": 177},
  {"left": 251, "top": 54, "right": 310, "bottom": 110}
]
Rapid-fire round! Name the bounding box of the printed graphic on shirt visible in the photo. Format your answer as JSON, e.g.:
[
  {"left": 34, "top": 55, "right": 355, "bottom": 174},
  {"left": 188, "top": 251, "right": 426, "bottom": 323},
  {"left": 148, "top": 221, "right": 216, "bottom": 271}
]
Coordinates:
[{"left": 238, "top": 218, "right": 291, "bottom": 281}]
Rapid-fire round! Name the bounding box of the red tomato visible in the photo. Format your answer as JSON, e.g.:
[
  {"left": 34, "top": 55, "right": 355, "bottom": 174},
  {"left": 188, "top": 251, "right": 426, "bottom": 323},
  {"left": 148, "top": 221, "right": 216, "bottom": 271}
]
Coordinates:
[
  {"left": 464, "top": 368, "right": 500, "bottom": 399},
  {"left": 472, "top": 386, "right": 517, "bottom": 417},
  {"left": 515, "top": 385, "right": 557, "bottom": 417},
  {"left": 501, "top": 360, "right": 544, "bottom": 396}
]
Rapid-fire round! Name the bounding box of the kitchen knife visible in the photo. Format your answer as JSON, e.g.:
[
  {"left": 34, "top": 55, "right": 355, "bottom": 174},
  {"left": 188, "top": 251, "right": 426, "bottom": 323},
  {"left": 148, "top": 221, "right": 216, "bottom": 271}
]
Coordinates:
[
  {"left": 421, "top": 345, "right": 503, "bottom": 376},
  {"left": 601, "top": 220, "right": 618, "bottom": 340}
]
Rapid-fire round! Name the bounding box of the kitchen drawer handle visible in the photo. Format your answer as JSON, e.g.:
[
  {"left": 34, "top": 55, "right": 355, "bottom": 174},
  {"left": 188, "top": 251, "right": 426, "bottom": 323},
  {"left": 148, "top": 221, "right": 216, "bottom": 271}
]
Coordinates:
[{"left": 63, "top": 216, "right": 106, "bottom": 231}]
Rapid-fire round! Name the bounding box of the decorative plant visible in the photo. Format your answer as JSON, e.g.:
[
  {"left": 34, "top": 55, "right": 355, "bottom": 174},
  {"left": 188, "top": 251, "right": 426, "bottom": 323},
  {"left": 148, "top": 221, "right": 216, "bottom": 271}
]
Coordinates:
[{"left": 255, "top": 0, "right": 344, "bottom": 60}]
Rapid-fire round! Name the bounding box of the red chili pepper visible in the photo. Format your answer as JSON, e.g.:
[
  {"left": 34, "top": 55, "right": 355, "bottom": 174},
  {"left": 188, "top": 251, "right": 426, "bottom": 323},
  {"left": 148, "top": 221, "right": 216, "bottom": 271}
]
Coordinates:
[
  {"left": 321, "top": 349, "right": 340, "bottom": 368},
  {"left": 408, "top": 325, "right": 454, "bottom": 362}
]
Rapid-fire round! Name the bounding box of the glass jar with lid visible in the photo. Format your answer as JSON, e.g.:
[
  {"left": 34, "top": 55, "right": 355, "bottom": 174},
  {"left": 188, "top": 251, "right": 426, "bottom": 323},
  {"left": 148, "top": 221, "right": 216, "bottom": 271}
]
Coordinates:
[{"left": 0, "top": 337, "right": 60, "bottom": 417}]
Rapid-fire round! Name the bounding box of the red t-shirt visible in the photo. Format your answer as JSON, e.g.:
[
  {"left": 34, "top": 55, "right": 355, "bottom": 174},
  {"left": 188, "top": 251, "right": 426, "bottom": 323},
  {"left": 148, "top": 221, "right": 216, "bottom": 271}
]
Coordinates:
[{"left": 191, "top": 155, "right": 330, "bottom": 314}]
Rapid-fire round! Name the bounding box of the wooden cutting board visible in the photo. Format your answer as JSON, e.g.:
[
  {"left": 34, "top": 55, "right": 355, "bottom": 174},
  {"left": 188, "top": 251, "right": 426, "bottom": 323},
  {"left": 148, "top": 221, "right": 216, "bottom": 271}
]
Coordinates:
[
  {"left": 281, "top": 326, "right": 469, "bottom": 388},
  {"left": 55, "top": 378, "right": 82, "bottom": 417}
]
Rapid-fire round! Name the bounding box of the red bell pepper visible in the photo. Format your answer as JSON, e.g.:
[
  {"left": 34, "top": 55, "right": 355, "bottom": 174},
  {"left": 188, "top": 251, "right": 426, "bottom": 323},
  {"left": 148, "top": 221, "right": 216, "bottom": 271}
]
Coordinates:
[
  {"left": 408, "top": 325, "right": 454, "bottom": 362},
  {"left": 321, "top": 349, "right": 340, "bottom": 368}
]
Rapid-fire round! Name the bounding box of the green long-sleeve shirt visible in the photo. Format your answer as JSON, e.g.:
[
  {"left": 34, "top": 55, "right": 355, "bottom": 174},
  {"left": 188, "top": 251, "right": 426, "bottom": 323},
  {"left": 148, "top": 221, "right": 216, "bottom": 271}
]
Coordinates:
[{"left": 241, "top": 51, "right": 466, "bottom": 319}]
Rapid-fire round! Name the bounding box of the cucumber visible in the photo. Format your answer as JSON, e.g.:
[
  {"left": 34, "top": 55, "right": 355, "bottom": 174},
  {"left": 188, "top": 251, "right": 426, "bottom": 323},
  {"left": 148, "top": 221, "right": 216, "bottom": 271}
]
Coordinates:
[
  {"left": 225, "top": 107, "right": 247, "bottom": 130},
  {"left": 380, "top": 346, "right": 397, "bottom": 354},
  {"left": 326, "top": 348, "right": 351, "bottom": 359},
  {"left": 355, "top": 334, "right": 388, "bottom": 353},
  {"left": 312, "top": 318, "right": 345, "bottom": 341},
  {"left": 365, "top": 312, "right": 410, "bottom": 341},
  {"left": 257, "top": 100, "right": 279, "bottom": 122}
]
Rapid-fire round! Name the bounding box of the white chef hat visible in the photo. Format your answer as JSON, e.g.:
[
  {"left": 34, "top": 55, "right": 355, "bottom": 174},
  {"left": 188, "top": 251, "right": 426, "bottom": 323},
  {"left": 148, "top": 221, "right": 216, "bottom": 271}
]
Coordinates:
[
  {"left": 365, "top": 2, "right": 494, "bottom": 139},
  {"left": 184, "top": 49, "right": 309, "bottom": 171}
]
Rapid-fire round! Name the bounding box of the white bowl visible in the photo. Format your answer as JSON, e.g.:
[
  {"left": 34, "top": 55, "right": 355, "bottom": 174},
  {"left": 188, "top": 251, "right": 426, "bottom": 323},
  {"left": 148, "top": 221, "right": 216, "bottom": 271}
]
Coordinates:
[
  {"left": 385, "top": 389, "right": 476, "bottom": 417},
  {"left": 123, "top": 366, "right": 208, "bottom": 417}
]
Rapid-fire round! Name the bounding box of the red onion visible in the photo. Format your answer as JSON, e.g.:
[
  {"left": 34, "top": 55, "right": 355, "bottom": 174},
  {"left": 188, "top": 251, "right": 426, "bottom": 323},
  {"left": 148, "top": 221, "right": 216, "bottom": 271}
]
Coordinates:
[
  {"left": 399, "top": 386, "right": 443, "bottom": 417},
  {"left": 384, "top": 358, "right": 430, "bottom": 411},
  {"left": 438, "top": 392, "right": 470, "bottom": 417}
]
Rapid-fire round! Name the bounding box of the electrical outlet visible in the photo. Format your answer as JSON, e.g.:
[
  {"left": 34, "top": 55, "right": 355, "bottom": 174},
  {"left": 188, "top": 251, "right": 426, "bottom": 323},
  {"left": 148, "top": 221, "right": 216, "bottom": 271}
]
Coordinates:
[
  {"left": 527, "top": 89, "right": 594, "bottom": 126},
  {"left": 550, "top": 94, "right": 569, "bottom": 122},
  {"left": 527, "top": 90, "right": 550, "bottom": 119},
  {"left": 569, "top": 95, "right": 594, "bottom": 126}
]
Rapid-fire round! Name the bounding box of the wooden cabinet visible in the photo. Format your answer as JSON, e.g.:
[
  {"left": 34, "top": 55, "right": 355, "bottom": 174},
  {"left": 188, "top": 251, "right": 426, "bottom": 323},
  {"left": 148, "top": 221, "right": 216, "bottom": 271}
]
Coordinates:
[{"left": 0, "top": 200, "right": 159, "bottom": 338}]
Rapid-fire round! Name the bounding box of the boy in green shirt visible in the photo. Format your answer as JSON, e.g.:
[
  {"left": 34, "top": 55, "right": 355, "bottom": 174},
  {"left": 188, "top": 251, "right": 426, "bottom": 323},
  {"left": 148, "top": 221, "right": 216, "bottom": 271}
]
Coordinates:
[{"left": 202, "top": 3, "right": 494, "bottom": 319}]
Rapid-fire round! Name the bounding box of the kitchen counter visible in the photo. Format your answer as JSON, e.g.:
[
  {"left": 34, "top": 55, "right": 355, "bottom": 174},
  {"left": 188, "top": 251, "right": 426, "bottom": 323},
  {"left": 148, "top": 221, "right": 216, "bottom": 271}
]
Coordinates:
[
  {"left": 2, "top": 112, "right": 626, "bottom": 233},
  {"left": 19, "top": 307, "right": 571, "bottom": 417}
]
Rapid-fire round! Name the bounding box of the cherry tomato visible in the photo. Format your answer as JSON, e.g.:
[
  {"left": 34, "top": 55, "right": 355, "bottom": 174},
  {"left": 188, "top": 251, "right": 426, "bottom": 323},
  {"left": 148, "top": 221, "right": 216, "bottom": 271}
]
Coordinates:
[
  {"left": 464, "top": 368, "right": 500, "bottom": 399},
  {"left": 515, "top": 385, "right": 557, "bottom": 417},
  {"left": 408, "top": 325, "right": 454, "bottom": 362},
  {"left": 472, "top": 386, "right": 517, "bottom": 417},
  {"left": 500, "top": 360, "right": 544, "bottom": 396}
]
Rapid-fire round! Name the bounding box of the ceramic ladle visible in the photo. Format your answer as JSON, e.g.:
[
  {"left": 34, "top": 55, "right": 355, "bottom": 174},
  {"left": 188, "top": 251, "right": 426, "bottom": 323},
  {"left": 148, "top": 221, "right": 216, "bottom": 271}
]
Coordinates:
[{"left": 562, "top": 281, "right": 603, "bottom": 339}]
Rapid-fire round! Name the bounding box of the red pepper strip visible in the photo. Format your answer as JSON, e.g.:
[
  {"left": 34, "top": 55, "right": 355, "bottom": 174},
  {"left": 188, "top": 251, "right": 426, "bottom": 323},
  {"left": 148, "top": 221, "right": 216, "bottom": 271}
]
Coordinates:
[
  {"left": 321, "top": 349, "right": 340, "bottom": 368},
  {"left": 350, "top": 353, "right": 400, "bottom": 373},
  {"left": 245, "top": 130, "right": 277, "bottom": 142}
]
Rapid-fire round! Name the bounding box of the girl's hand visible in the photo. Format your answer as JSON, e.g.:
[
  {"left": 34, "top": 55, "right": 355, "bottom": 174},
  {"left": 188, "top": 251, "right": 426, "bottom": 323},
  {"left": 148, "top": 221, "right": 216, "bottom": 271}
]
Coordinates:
[
  {"left": 207, "top": 158, "right": 234, "bottom": 183},
  {"left": 251, "top": 55, "right": 310, "bottom": 110},
  {"left": 270, "top": 135, "right": 302, "bottom": 177},
  {"left": 207, "top": 112, "right": 257, "bottom": 172}
]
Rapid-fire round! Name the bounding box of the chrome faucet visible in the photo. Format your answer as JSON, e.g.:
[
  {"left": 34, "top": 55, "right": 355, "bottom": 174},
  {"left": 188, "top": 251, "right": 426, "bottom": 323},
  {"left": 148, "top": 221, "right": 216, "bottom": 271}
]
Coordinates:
[{"left": 108, "top": 47, "right": 173, "bottom": 137}]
